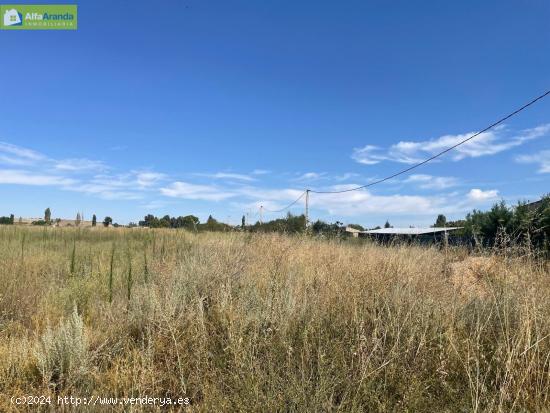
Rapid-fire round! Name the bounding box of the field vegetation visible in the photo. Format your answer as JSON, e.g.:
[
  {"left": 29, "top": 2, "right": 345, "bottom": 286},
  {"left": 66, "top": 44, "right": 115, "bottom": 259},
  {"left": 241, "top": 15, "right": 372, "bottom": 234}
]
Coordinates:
[{"left": 0, "top": 226, "right": 549, "bottom": 412}]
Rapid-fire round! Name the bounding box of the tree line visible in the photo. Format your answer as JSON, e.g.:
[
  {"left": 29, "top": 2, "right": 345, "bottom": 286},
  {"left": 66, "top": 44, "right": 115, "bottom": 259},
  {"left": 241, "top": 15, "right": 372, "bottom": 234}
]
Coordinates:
[
  {"left": 137, "top": 214, "right": 232, "bottom": 232},
  {"left": 438, "top": 196, "right": 550, "bottom": 249},
  {"left": 1, "top": 195, "right": 548, "bottom": 250}
]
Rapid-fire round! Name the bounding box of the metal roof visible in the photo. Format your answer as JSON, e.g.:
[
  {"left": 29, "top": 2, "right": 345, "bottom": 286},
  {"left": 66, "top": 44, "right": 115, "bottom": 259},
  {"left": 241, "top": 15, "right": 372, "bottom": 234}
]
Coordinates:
[{"left": 363, "top": 227, "right": 462, "bottom": 235}]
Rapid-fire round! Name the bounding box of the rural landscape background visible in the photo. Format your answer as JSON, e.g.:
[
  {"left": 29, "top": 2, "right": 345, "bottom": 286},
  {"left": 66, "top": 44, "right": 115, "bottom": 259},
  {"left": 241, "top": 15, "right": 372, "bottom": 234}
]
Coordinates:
[{"left": 2, "top": 0, "right": 550, "bottom": 411}]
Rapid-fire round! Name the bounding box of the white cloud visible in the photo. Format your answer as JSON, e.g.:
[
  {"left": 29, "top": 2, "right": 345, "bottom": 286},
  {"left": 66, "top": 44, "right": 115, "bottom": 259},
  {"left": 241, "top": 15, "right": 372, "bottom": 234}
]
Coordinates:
[
  {"left": 0, "top": 169, "right": 76, "bottom": 186},
  {"left": 0, "top": 142, "right": 46, "bottom": 166},
  {"left": 68, "top": 183, "right": 143, "bottom": 200},
  {"left": 67, "top": 171, "right": 166, "bottom": 199},
  {"left": 140, "top": 200, "right": 168, "bottom": 210},
  {"left": 0, "top": 142, "right": 155, "bottom": 200},
  {"left": 0, "top": 141, "right": 44, "bottom": 161},
  {"left": 0, "top": 141, "right": 109, "bottom": 175},
  {"left": 308, "top": 187, "right": 447, "bottom": 216},
  {"left": 0, "top": 154, "right": 36, "bottom": 166},
  {"left": 160, "top": 181, "right": 236, "bottom": 201},
  {"left": 54, "top": 158, "right": 107, "bottom": 172},
  {"left": 352, "top": 124, "right": 550, "bottom": 165},
  {"left": 404, "top": 174, "right": 459, "bottom": 189},
  {"left": 195, "top": 172, "right": 256, "bottom": 182},
  {"left": 351, "top": 145, "right": 387, "bottom": 165},
  {"left": 467, "top": 188, "right": 499, "bottom": 202},
  {"left": 135, "top": 171, "right": 167, "bottom": 187},
  {"left": 516, "top": 150, "right": 550, "bottom": 173},
  {"left": 294, "top": 172, "right": 325, "bottom": 181},
  {"left": 334, "top": 172, "right": 360, "bottom": 182},
  {"left": 252, "top": 169, "right": 270, "bottom": 175}
]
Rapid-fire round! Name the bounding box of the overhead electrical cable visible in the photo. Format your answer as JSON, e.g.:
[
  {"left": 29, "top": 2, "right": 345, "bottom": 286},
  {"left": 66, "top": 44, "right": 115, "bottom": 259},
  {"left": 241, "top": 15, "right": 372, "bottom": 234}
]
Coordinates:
[
  {"left": 262, "top": 191, "right": 307, "bottom": 213},
  {"left": 310, "top": 89, "right": 550, "bottom": 194},
  {"left": 252, "top": 89, "right": 550, "bottom": 219}
]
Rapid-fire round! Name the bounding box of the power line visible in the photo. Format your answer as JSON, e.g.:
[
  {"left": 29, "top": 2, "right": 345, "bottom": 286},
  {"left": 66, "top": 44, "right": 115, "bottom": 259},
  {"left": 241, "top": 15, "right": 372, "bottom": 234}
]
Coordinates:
[
  {"left": 262, "top": 190, "right": 307, "bottom": 213},
  {"left": 250, "top": 88, "right": 549, "bottom": 219},
  {"left": 310, "top": 89, "right": 550, "bottom": 194}
]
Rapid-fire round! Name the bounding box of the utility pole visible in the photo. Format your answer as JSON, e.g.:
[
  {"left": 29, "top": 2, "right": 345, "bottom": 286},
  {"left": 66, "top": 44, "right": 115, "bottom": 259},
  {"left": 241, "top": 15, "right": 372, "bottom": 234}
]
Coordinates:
[
  {"left": 305, "top": 189, "right": 310, "bottom": 230},
  {"left": 259, "top": 205, "right": 263, "bottom": 224}
]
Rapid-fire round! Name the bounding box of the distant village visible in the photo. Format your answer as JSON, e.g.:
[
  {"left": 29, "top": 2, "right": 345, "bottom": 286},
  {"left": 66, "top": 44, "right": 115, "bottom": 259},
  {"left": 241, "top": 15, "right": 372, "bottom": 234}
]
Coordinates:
[{"left": 1, "top": 210, "right": 116, "bottom": 228}]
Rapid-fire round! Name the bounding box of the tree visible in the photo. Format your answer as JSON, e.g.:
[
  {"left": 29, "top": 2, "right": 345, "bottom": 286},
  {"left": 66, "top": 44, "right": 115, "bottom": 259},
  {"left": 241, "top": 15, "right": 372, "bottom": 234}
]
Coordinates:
[
  {"left": 347, "top": 223, "right": 364, "bottom": 231},
  {"left": 250, "top": 213, "right": 306, "bottom": 234},
  {"left": 44, "top": 208, "right": 51, "bottom": 223},
  {"left": 139, "top": 214, "right": 157, "bottom": 227},
  {"left": 0, "top": 215, "right": 14, "bottom": 225},
  {"left": 464, "top": 200, "right": 513, "bottom": 241},
  {"left": 311, "top": 219, "right": 343, "bottom": 236},
  {"left": 180, "top": 215, "right": 199, "bottom": 230},
  {"left": 242, "top": 215, "right": 246, "bottom": 229},
  {"left": 159, "top": 215, "right": 171, "bottom": 228},
  {"left": 434, "top": 214, "right": 447, "bottom": 227},
  {"left": 384, "top": 220, "right": 391, "bottom": 228},
  {"left": 76, "top": 212, "right": 81, "bottom": 226},
  {"left": 103, "top": 216, "right": 113, "bottom": 227},
  {"left": 10, "top": 214, "right": 14, "bottom": 224},
  {"left": 92, "top": 214, "right": 97, "bottom": 227}
]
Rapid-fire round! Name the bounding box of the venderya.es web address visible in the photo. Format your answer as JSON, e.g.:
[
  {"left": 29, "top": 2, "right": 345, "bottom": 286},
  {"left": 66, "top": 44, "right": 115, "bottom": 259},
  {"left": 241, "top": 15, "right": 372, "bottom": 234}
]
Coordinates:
[{"left": 11, "top": 395, "right": 191, "bottom": 407}]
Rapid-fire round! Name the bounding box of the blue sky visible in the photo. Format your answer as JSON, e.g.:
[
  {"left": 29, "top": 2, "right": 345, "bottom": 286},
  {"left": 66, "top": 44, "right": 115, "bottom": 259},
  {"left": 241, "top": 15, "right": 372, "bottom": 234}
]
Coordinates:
[{"left": 1, "top": 0, "right": 549, "bottom": 226}]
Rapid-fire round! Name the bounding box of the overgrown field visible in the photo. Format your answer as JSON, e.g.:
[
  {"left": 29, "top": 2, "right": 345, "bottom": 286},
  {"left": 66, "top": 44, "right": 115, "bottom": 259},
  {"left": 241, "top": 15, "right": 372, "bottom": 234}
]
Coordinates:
[{"left": 0, "top": 227, "right": 549, "bottom": 412}]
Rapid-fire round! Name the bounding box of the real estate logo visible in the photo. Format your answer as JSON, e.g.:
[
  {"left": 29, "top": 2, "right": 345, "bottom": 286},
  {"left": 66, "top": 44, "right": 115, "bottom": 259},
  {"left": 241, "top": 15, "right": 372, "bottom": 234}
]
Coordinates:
[
  {"left": 3, "top": 8, "right": 22, "bottom": 26},
  {"left": 0, "top": 4, "right": 77, "bottom": 30}
]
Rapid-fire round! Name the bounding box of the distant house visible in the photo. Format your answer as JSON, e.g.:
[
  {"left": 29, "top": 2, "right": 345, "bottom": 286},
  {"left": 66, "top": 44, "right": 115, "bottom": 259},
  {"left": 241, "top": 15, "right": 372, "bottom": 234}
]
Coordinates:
[
  {"left": 54, "top": 219, "right": 93, "bottom": 227},
  {"left": 16, "top": 217, "right": 42, "bottom": 225},
  {"left": 525, "top": 199, "right": 544, "bottom": 211},
  {"left": 361, "top": 227, "right": 463, "bottom": 244},
  {"left": 344, "top": 226, "right": 362, "bottom": 238}
]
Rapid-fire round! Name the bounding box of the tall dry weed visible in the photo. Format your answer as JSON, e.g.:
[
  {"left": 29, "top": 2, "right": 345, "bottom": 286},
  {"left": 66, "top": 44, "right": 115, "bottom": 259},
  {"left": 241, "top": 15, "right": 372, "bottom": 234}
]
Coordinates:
[{"left": 0, "top": 226, "right": 548, "bottom": 412}]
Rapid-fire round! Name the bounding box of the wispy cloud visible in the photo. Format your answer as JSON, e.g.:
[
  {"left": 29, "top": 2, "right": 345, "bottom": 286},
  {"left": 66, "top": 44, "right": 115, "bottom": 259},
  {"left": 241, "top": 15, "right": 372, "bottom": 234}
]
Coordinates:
[
  {"left": 0, "top": 141, "right": 44, "bottom": 161},
  {"left": 0, "top": 142, "right": 170, "bottom": 200},
  {"left": 54, "top": 158, "right": 107, "bottom": 172},
  {"left": 0, "top": 169, "right": 76, "bottom": 186},
  {"left": 68, "top": 171, "right": 166, "bottom": 199},
  {"left": 194, "top": 172, "right": 256, "bottom": 182},
  {"left": 404, "top": 174, "right": 459, "bottom": 189},
  {"left": 294, "top": 172, "right": 325, "bottom": 181},
  {"left": 352, "top": 124, "right": 550, "bottom": 165},
  {"left": 334, "top": 172, "right": 360, "bottom": 182},
  {"left": 351, "top": 145, "right": 384, "bottom": 165},
  {"left": 68, "top": 183, "right": 143, "bottom": 200},
  {"left": 135, "top": 171, "right": 167, "bottom": 187},
  {"left": 160, "top": 181, "right": 236, "bottom": 201},
  {"left": 140, "top": 200, "right": 168, "bottom": 210},
  {"left": 0, "top": 141, "right": 108, "bottom": 174},
  {"left": 516, "top": 150, "right": 550, "bottom": 173},
  {"left": 252, "top": 169, "right": 270, "bottom": 175},
  {"left": 0, "top": 141, "right": 45, "bottom": 166}
]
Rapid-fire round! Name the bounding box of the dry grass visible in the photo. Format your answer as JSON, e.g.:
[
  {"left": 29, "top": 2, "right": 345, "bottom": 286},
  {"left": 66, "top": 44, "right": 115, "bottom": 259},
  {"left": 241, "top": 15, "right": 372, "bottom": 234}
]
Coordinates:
[{"left": 0, "top": 226, "right": 549, "bottom": 412}]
